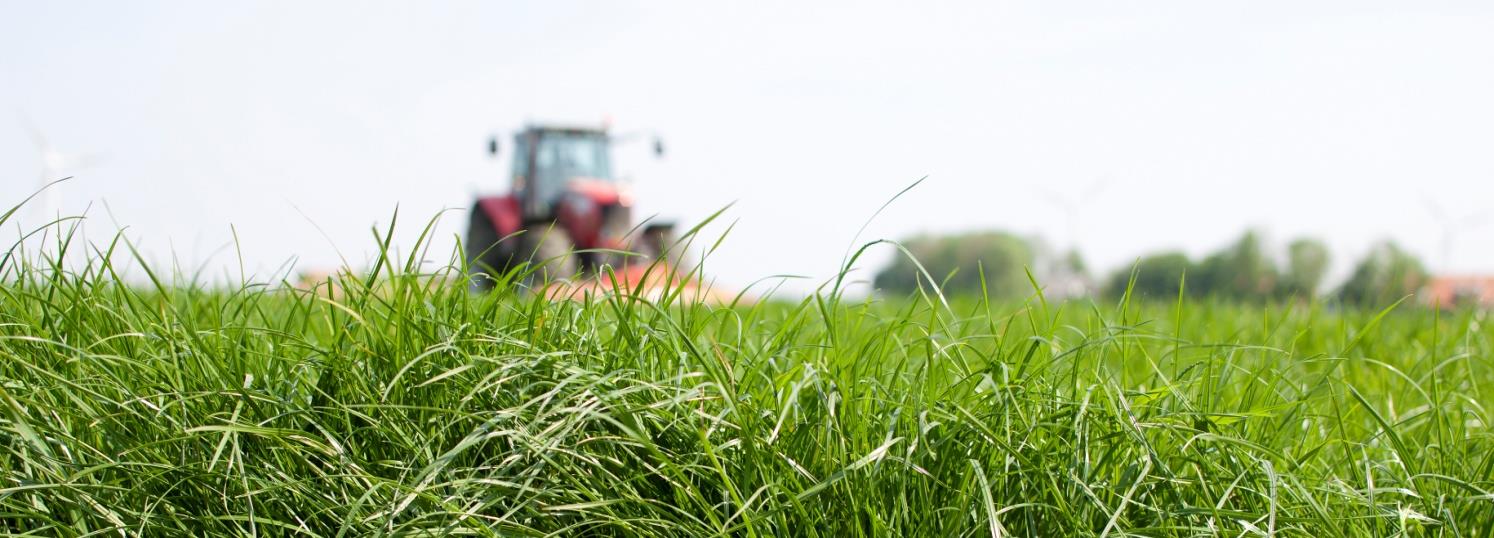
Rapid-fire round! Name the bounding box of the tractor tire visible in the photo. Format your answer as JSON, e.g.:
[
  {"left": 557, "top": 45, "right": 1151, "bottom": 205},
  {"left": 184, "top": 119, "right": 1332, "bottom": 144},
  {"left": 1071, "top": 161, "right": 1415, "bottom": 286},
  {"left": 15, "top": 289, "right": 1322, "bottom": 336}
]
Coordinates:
[
  {"left": 519, "top": 224, "right": 578, "bottom": 284},
  {"left": 466, "top": 207, "right": 510, "bottom": 292},
  {"left": 589, "top": 250, "right": 627, "bottom": 275},
  {"left": 639, "top": 224, "right": 685, "bottom": 271}
]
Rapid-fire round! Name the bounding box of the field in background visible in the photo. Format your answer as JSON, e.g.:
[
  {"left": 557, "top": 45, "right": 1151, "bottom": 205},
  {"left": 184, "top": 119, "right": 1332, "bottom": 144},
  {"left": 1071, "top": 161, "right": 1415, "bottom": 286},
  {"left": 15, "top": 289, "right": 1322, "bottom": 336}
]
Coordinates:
[{"left": 0, "top": 217, "right": 1491, "bottom": 536}]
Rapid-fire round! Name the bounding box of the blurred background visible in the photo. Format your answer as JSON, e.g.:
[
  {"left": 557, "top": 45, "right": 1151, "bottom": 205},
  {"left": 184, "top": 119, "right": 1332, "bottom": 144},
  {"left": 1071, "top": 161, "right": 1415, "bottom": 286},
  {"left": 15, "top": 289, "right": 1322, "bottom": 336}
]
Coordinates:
[{"left": 3, "top": 1, "right": 1492, "bottom": 299}]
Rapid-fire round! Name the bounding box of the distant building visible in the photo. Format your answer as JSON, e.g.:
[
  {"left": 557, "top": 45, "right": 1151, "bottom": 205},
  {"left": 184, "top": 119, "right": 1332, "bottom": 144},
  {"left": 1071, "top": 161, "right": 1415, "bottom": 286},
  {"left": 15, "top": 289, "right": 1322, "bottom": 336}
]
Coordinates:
[{"left": 1423, "top": 275, "right": 1494, "bottom": 309}]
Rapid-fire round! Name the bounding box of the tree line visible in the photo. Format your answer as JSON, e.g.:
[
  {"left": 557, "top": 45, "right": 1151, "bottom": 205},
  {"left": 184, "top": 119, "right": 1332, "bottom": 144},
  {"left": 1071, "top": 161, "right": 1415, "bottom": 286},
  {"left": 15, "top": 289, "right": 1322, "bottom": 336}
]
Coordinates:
[{"left": 874, "top": 230, "right": 1429, "bottom": 306}]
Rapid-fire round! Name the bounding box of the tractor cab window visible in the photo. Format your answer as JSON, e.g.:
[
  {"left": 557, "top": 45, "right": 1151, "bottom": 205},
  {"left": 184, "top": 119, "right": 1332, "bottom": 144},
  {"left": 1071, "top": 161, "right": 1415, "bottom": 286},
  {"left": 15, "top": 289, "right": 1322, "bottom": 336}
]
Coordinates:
[
  {"left": 511, "top": 134, "right": 532, "bottom": 182},
  {"left": 535, "top": 132, "right": 612, "bottom": 182},
  {"left": 529, "top": 131, "right": 613, "bottom": 207}
]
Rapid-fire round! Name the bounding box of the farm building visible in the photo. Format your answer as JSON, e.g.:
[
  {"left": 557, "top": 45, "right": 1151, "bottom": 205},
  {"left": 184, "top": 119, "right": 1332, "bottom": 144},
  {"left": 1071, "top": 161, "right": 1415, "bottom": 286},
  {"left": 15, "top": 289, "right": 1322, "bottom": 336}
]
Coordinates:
[{"left": 1423, "top": 275, "right": 1494, "bottom": 308}]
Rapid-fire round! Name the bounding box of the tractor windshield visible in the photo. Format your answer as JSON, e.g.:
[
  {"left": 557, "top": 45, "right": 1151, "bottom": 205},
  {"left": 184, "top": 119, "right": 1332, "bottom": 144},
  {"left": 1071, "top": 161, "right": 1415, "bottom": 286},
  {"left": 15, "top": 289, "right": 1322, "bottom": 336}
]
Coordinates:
[
  {"left": 523, "top": 131, "right": 612, "bottom": 211},
  {"left": 536, "top": 132, "right": 613, "bottom": 183}
]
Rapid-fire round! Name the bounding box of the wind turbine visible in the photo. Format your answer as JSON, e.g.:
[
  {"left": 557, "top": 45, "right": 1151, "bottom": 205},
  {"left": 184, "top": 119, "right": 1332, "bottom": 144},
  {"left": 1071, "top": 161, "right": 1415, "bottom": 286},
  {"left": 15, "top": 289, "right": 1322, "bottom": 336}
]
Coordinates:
[
  {"left": 21, "top": 115, "right": 103, "bottom": 227},
  {"left": 1033, "top": 178, "right": 1107, "bottom": 298},
  {"left": 1036, "top": 178, "right": 1106, "bottom": 253},
  {"left": 1422, "top": 196, "right": 1487, "bottom": 275}
]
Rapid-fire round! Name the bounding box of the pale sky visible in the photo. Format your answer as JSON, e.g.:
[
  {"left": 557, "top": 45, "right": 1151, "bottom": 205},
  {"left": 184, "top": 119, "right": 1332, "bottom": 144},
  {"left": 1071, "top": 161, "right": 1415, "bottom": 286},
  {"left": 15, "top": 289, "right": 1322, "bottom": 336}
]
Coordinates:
[{"left": 4, "top": 1, "right": 1492, "bottom": 295}]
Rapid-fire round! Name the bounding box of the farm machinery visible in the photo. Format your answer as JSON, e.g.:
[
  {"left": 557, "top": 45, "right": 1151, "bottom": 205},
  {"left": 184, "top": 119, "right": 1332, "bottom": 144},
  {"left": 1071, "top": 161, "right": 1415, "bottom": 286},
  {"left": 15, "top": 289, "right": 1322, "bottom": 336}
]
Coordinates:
[{"left": 465, "top": 123, "right": 675, "bottom": 290}]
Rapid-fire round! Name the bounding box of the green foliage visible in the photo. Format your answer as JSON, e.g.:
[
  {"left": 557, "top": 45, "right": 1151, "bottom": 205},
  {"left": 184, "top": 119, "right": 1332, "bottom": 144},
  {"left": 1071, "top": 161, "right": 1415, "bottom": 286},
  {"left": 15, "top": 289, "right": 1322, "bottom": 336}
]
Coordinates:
[
  {"left": 1062, "top": 248, "right": 1088, "bottom": 275},
  {"left": 1190, "top": 230, "right": 1279, "bottom": 300},
  {"left": 1337, "top": 240, "right": 1429, "bottom": 306},
  {"left": 0, "top": 216, "right": 1489, "bottom": 536},
  {"left": 873, "top": 231, "right": 1034, "bottom": 298},
  {"left": 1106, "top": 232, "right": 1433, "bottom": 307},
  {"left": 1105, "top": 251, "right": 1191, "bottom": 299},
  {"left": 1284, "top": 237, "right": 1332, "bottom": 297}
]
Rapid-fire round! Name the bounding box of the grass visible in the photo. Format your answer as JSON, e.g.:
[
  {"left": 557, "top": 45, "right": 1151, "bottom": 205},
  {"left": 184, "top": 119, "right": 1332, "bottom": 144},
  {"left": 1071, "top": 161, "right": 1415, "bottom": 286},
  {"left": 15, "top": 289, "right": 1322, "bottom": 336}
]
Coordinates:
[{"left": 0, "top": 209, "right": 1491, "bottom": 536}]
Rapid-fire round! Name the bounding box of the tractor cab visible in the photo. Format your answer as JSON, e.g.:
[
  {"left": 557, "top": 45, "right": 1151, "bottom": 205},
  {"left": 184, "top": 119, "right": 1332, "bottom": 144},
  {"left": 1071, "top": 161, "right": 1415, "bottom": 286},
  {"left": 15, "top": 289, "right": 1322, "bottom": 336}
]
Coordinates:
[{"left": 501, "top": 125, "right": 617, "bottom": 219}]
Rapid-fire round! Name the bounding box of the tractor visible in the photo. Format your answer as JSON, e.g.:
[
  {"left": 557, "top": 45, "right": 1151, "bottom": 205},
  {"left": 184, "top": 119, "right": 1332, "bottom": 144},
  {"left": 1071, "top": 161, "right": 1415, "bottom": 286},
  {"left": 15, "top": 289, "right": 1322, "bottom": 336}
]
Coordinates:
[{"left": 465, "top": 123, "right": 674, "bottom": 290}]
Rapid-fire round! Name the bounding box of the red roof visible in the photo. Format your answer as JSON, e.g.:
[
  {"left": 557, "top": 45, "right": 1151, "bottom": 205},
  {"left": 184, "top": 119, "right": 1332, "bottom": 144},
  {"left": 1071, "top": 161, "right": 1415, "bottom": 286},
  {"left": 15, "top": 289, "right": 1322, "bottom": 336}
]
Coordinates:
[{"left": 1424, "top": 275, "right": 1494, "bottom": 308}]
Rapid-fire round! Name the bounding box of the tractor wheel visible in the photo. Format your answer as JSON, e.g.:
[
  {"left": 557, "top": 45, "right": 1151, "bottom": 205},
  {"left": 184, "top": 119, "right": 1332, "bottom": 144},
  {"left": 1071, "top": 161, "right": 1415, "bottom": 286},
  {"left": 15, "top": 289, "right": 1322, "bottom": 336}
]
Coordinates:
[
  {"left": 589, "top": 250, "right": 627, "bottom": 275},
  {"left": 638, "top": 224, "right": 684, "bottom": 270},
  {"left": 519, "top": 224, "right": 579, "bottom": 284},
  {"left": 465, "top": 207, "right": 510, "bottom": 291}
]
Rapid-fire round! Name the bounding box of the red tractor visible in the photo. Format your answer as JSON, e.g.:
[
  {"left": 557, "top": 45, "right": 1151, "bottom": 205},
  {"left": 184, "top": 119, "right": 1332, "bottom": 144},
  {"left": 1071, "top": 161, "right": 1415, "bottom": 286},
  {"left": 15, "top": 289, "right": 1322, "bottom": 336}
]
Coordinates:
[{"left": 466, "top": 123, "right": 673, "bottom": 289}]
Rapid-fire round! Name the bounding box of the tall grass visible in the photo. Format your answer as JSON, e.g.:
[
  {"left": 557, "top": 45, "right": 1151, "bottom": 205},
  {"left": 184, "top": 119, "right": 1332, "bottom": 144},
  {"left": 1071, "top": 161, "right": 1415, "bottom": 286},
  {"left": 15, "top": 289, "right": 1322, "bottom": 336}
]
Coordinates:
[{"left": 0, "top": 208, "right": 1490, "bottom": 536}]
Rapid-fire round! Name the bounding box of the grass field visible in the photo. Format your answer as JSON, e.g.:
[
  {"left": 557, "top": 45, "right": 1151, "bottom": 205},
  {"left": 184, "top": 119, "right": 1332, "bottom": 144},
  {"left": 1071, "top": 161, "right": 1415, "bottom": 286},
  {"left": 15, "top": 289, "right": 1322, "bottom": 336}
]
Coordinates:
[{"left": 1, "top": 215, "right": 1491, "bottom": 536}]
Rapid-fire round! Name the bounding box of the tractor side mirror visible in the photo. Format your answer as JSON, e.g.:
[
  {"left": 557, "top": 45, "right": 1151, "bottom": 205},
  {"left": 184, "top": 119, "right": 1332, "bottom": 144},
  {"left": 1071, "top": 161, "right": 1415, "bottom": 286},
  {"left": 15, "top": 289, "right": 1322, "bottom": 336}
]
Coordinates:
[
  {"left": 652, "top": 137, "right": 665, "bottom": 158},
  {"left": 487, "top": 137, "right": 500, "bottom": 157}
]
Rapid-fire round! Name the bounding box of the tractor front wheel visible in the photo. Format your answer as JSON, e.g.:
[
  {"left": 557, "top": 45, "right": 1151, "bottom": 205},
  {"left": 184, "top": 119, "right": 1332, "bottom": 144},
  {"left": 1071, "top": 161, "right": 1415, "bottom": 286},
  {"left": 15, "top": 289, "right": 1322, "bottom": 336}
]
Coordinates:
[
  {"left": 519, "top": 224, "right": 579, "bottom": 284},
  {"left": 639, "top": 223, "right": 682, "bottom": 270}
]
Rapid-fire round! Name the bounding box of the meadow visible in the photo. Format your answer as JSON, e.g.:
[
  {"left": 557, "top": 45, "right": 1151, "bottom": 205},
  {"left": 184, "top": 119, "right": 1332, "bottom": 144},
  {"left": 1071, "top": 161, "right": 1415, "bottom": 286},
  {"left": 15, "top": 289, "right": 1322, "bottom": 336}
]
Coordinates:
[{"left": 0, "top": 213, "right": 1491, "bottom": 536}]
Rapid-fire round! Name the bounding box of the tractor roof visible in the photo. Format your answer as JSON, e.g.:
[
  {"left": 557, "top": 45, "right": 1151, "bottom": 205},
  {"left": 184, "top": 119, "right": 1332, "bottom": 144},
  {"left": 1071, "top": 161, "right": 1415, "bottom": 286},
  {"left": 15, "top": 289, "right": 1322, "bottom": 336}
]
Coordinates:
[{"left": 523, "top": 122, "right": 608, "bottom": 136}]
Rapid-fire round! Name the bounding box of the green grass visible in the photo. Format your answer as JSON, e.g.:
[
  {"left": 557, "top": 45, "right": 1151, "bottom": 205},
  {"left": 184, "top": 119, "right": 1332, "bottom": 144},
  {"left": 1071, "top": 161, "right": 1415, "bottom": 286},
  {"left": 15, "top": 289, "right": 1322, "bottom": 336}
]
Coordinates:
[{"left": 1, "top": 212, "right": 1491, "bottom": 536}]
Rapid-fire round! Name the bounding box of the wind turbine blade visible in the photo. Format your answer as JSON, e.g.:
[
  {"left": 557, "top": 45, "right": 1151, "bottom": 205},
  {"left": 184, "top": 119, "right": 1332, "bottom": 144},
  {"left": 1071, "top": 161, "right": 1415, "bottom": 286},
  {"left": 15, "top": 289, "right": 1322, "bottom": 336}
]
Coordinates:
[
  {"left": 1081, "top": 178, "right": 1107, "bottom": 203},
  {"left": 18, "top": 113, "right": 49, "bottom": 151},
  {"left": 1032, "top": 184, "right": 1071, "bottom": 208},
  {"left": 69, "top": 152, "right": 107, "bottom": 170},
  {"left": 1456, "top": 210, "right": 1489, "bottom": 229},
  {"left": 1421, "top": 196, "right": 1449, "bottom": 224}
]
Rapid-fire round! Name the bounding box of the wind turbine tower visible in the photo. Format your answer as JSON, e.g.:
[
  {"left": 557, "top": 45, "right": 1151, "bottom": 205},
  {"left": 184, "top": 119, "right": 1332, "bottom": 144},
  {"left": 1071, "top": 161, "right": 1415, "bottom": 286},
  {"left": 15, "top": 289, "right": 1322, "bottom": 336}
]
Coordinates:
[
  {"left": 1422, "top": 196, "right": 1487, "bottom": 275},
  {"left": 21, "top": 116, "right": 102, "bottom": 228}
]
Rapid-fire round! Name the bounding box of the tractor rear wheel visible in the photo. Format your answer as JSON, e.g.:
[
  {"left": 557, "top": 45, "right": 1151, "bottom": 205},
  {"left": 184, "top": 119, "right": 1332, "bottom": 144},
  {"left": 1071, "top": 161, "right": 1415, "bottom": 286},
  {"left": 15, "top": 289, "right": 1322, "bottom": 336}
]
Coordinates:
[
  {"left": 519, "top": 224, "right": 578, "bottom": 284},
  {"left": 466, "top": 207, "right": 510, "bottom": 291}
]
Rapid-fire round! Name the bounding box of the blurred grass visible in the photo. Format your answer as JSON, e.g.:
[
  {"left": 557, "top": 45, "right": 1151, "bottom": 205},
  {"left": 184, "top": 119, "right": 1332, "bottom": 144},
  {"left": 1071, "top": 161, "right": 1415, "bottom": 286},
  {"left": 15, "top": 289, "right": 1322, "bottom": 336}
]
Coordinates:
[{"left": 0, "top": 210, "right": 1490, "bottom": 536}]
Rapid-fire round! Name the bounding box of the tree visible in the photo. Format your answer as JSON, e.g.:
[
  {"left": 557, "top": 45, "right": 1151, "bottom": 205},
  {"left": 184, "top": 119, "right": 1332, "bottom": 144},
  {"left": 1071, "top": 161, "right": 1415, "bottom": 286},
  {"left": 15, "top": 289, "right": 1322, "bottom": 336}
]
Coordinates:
[
  {"left": 875, "top": 231, "right": 1034, "bottom": 299},
  {"left": 1336, "top": 240, "right": 1427, "bottom": 306},
  {"left": 1062, "top": 249, "right": 1088, "bottom": 277},
  {"left": 1105, "top": 252, "right": 1192, "bottom": 300},
  {"left": 1191, "top": 230, "right": 1278, "bottom": 300},
  {"left": 1282, "top": 238, "right": 1331, "bottom": 298}
]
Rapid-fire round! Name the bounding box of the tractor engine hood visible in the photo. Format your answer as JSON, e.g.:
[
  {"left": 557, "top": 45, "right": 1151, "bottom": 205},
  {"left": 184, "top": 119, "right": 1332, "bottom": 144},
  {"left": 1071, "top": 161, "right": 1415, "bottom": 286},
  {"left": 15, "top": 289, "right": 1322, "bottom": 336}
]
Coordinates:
[
  {"left": 556, "top": 178, "right": 634, "bottom": 251},
  {"left": 566, "top": 177, "right": 633, "bottom": 207}
]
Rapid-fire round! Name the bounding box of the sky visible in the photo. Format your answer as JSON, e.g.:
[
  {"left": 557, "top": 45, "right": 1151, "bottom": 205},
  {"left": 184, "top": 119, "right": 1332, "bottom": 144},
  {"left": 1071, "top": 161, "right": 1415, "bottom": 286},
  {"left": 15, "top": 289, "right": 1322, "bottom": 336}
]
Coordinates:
[{"left": 3, "top": 1, "right": 1493, "bottom": 295}]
